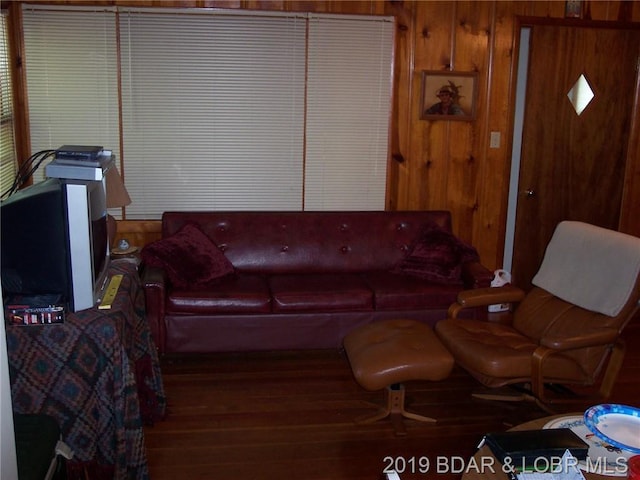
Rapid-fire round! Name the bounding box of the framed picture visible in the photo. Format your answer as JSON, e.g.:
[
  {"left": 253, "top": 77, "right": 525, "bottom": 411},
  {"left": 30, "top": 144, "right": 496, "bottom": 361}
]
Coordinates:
[
  {"left": 565, "top": 0, "right": 583, "bottom": 18},
  {"left": 420, "top": 71, "right": 478, "bottom": 121}
]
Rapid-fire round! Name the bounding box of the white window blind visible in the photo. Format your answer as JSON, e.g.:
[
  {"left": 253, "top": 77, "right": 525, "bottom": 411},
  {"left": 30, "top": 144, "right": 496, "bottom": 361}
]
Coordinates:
[
  {"left": 119, "top": 10, "right": 306, "bottom": 218},
  {"left": 0, "top": 11, "right": 17, "bottom": 198},
  {"left": 21, "top": 6, "right": 120, "bottom": 187},
  {"left": 20, "top": 6, "right": 393, "bottom": 219},
  {"left": 305, "top": 15, "right": 393, "bottom": 211}
]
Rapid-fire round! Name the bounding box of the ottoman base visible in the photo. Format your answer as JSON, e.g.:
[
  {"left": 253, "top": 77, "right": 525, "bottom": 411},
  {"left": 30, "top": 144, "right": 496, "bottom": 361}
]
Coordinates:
[{"left": 357, "top": 383, "right": 436, "bottom": 436}]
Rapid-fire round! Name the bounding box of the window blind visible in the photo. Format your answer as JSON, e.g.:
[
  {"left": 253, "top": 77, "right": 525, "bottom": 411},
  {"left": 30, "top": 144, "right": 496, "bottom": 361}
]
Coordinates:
[
  {"left": 21, "top": 6, "right": 120, "bottom": 187},
  {"left": 0, "top": 11, "right": 17, "bottom": 198},
  {"left": 20, "top": 6, "right": 393, "bottom": 219},
  {"left": 305, "top": 15, "right": 393, "bottom": 211},
  {"left": 119, "top": 10, "right": 306, "bottom": 218}
]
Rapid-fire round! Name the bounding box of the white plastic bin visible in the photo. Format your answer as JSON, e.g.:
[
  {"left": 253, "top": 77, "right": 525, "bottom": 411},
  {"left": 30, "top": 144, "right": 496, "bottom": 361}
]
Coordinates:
[{"left": 488, "top": 269, "right": 511, "bottom": 312}]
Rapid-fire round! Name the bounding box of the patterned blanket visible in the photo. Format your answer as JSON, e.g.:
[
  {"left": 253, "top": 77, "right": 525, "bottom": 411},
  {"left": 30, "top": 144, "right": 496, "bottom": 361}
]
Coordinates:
[{"left": 7, "top": 259, "right": 166, "bottom": 480}]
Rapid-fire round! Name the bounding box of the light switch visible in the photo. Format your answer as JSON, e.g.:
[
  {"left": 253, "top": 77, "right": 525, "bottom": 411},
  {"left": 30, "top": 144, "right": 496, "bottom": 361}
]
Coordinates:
[{"left": 490, "top": 131, "right": 501, "bottom": 149}]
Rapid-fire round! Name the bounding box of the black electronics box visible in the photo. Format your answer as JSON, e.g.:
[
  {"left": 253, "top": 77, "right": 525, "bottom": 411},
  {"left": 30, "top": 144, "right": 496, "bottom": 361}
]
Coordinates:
[
  {"left": 55, "top": 145, "right": 104, "bottom": 162},
  {"left": 482, "top": 428, "right": 589, "bottom": 471}
]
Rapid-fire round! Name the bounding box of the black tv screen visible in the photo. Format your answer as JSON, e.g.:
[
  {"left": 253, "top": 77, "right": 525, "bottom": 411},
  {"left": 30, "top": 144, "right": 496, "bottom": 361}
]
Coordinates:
[{"left": 1, "top": 177, "right": 110, "bottom": 311}]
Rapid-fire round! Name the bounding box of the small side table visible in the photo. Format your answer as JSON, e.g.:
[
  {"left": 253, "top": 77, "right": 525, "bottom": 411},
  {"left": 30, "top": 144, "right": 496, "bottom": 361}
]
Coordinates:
[
  {"left": 7, "top": 260, "right": 166, "bottom": 480},
  {"left": 462, "top": 414, "right": 622, "bottom": 480},
  {"left": 111, "top": 244, "right": 141, "bottom": 264}
]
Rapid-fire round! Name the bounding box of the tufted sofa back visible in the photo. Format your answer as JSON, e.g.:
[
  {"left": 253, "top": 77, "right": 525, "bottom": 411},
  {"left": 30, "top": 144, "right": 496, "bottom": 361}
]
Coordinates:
[{"left": 161, "top": 210, "right": 453, "bottom": 274}]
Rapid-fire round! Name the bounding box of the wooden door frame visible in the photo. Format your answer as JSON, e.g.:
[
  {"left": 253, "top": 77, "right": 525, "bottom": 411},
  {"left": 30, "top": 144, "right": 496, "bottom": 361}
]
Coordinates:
[{"left": 619, "top": 58, "right": 640, "bottom": 237}]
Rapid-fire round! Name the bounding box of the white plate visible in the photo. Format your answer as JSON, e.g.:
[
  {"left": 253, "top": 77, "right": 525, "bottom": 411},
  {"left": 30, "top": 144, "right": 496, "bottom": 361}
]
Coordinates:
[
  {"left": 543, "top": 415, "right": 632, "bottom": 476},
  {"left": 584, "top": 404, "right": 640, "bottom": 454}
]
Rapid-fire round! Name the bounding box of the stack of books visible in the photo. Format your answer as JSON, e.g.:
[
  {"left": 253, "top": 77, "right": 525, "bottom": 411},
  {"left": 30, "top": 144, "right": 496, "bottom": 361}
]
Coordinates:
[{"left": 481, "top": 428, "right": 589, "bottom": 477}]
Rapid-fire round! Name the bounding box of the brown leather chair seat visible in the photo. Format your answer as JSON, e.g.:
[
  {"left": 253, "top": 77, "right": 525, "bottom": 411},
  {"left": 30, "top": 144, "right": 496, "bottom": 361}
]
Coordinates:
[{"left": 343, "top": 319, "right": 454, "bottom": 435}]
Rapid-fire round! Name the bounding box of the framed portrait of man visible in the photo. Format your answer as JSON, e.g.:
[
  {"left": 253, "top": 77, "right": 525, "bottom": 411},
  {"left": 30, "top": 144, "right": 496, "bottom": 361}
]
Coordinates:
[{"left": 420, "top": 71, "right": 478, "bottom": 121}]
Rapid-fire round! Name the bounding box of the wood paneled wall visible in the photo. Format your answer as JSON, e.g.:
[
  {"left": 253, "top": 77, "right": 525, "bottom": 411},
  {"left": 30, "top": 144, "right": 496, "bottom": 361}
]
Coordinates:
[
  {"left": 10, "top": 1, "right": 640, "bottom": 269},
  {"left": 383, "top": 0, "right": 639, "bottom": 270}
]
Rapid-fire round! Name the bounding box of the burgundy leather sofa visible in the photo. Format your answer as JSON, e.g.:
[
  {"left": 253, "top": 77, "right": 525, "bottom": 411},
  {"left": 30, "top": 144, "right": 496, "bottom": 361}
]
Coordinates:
[{"left": 142, "top": 210, "right": 493, "bottom": 354}]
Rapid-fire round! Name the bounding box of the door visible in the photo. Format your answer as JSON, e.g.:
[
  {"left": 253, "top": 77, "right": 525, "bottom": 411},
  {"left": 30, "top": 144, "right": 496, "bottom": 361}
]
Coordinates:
[{"left": 511, "top": 22, "right": 640, "bottom": 291}]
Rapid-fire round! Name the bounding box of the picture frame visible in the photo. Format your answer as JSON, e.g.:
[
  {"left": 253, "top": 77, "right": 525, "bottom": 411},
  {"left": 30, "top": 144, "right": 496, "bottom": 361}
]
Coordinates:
[
  {"left": 420, "top": 71, "right": 478, "bottom": 122},
  {"left": 565, "top": 0, "right": 583, "bottom": 18}
]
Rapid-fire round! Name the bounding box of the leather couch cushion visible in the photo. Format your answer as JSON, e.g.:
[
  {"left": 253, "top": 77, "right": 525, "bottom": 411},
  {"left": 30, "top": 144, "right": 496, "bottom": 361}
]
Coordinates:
[
  {"left": 269, "top": 274, "right": 373, "bottom": 313},
  {"left": 167, "top": 274, "right": 270, "bottom": 314},
  {"left": 161, "top": 211, "right": 455, "bottom": 274},
  {"left": 362, "top": 271, "right": 461, "bottom": 310}
]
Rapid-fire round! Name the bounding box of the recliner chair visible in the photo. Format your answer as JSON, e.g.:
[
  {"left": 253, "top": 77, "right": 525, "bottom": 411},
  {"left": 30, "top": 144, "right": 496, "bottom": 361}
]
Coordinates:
[{"left": 435, "top": 221, "right": 640, "bottom": 409}]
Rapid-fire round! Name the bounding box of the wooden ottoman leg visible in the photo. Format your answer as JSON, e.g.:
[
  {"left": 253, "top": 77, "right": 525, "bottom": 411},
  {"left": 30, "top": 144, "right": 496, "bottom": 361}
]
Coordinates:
[{"left": 356, "top": 383, "right": 436, "bottom": 436}]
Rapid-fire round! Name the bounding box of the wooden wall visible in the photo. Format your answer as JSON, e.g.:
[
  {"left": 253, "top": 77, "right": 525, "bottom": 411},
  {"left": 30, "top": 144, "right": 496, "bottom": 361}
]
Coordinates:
[
  {"left": 9, "top": 1, "right": 640, "bottom": 269},
  {"left": 384, "top": 0, "right": 639, "bottom": 270}
]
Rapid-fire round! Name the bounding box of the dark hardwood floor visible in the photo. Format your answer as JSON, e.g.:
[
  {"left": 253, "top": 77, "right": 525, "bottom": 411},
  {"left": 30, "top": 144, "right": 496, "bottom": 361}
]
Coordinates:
[{"left": 144, "top": 319, "right": 640, "bottom": 480}]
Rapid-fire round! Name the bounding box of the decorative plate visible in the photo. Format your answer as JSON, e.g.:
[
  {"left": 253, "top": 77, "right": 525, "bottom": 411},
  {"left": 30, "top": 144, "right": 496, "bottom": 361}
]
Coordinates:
[
  {"left": 584, "top": 404, "right": 640, "bottom": 454},
  {"left": 543, "top": 415, "right": 633, "bottom": 476}
]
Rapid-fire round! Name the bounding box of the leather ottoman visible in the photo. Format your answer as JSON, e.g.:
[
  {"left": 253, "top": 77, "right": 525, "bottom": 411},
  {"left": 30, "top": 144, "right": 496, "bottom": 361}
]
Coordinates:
[{"left": 343, "top": 318, "right": 454, "bottom": 435}]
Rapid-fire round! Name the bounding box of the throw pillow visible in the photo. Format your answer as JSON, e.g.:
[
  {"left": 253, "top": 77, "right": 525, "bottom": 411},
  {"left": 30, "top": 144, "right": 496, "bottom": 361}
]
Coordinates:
[
  {"left": 394, "top": 223, "right": 480, "bottom": 284},
  {"left": 141, "top": 222, "right": 234, "bottom": 289}
]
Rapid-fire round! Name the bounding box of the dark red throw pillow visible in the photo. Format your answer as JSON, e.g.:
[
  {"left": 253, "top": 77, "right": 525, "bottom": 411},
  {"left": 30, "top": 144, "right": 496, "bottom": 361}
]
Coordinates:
[
  {"left": 141, "top": 223, "right": 234, "bottom": 289},
  {"left": 394, "top": 224, "right": 479, "bottom": 284}
]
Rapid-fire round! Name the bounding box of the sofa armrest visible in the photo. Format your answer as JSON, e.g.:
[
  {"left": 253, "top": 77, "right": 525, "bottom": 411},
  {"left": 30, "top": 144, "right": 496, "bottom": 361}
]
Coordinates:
[
  {"left": 461, "top": 261, "right": 494, "bottom": 289},
  {"left": 142, "top": 265, "right": 168, "bottom": 355},
  {"left": 447, "top": 285, "right": 526, "bottom": 319}
]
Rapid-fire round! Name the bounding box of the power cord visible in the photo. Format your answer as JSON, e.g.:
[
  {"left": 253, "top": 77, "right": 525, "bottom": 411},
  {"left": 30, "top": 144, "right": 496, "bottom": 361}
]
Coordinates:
[{"left": 1, "top": 149, "right": 56, "bottom": 199}]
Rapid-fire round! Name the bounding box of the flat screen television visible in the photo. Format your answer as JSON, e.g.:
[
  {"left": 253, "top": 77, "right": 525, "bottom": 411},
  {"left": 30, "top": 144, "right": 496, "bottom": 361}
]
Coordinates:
[{"left": 1, "top": 177, "right": 110, "bottom": 312}]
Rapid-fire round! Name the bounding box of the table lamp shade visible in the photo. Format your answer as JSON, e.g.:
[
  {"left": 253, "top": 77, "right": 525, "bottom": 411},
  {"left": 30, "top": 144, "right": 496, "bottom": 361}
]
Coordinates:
[{"left": 105, "top": 166, "right": 131, "bottom": 209}]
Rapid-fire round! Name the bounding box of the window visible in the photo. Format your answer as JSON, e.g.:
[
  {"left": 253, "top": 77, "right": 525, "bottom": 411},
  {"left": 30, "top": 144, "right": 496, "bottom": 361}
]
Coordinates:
[
  {"left": 21, "top": 5, "right": 394, "bottom": 219},
  {"left": 0, "top": 10, "right": 17, "bottom": 198},
  {"left": 305, "top": 15, "right": 392, "bottom": 210},
  {"left": 119, "top": 10, "right": 306, "bottom": 217},
  {"left": 22, "top": 6, "right": 120, "bottom": 187}
]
